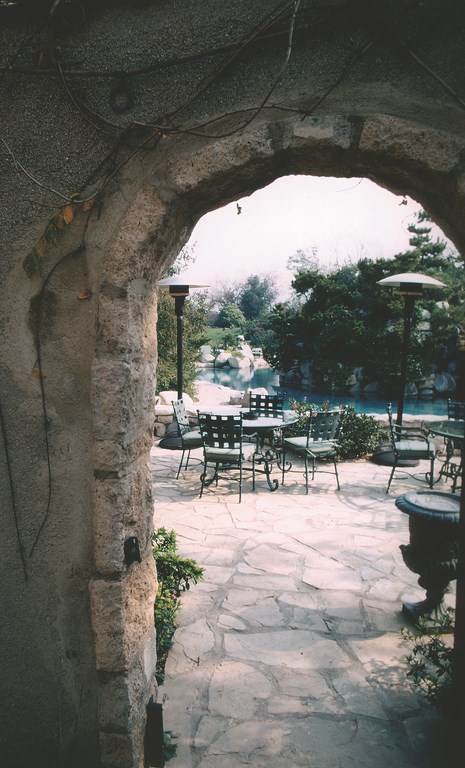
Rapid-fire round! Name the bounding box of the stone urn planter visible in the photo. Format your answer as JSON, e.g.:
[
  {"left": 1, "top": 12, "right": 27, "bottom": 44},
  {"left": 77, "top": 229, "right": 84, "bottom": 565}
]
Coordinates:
[{"left": 395, "top": 490, "right": 460, "bottom": 625}]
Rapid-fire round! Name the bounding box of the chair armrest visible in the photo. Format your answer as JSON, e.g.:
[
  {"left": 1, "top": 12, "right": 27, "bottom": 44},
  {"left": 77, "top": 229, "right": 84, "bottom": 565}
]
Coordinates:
[{"left": 392, "top": 424, "right": 429, "bottom": 441}]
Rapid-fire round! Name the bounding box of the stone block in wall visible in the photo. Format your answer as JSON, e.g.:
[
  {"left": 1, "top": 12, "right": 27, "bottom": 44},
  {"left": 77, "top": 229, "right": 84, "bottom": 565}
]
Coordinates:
[
  {"left": 98, "top": 288, "right": 157, "bottom": 356},
  {"left": 89, "top": 556, "right": 157, "bottom": 672},
  {"left": 94, "top": 431, "right": 153, "bottom": 473},
  {"left": 99, "top": 729, "right": 143, "bottom": 768},
  {"left": 157, "top": 415, "right": 174, "bottom": 425},
  {"left": 154, "top": 405, "right": 173, "bottom": 417},
  {"left": 359, "top": 115, "right": 463, "bottom": 172},
  {"left": 93, "top": 461, "right": 154, "bottom": 573},
  {"left": 153, "top": 422, "right": 167, "bottom": 437},
  {"left": 98, "top": 642, "right": 157, "bottom": 732},
  {"left": 291, "top": 115, "right": 352, "bottom": 148},
  {"left": 92, "top": 357, "right": 154, "bottom": 441}
]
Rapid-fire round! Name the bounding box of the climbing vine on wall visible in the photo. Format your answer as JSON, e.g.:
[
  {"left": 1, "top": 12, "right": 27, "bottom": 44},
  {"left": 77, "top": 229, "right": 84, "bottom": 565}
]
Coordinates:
[{"left": 2, "top": 0, "right": 465, "bottom": 570}]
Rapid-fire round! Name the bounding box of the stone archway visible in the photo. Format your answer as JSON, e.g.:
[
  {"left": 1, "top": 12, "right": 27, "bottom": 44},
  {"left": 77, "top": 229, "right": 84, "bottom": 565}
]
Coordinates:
[{"left": 88, "top": 112, "right": 465, "bottom": 766}]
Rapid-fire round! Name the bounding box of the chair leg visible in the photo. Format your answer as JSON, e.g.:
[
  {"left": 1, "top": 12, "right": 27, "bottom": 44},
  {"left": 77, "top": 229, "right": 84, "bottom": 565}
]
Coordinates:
[
  {"left": 386, "top": 461, "right": 397, "bottom": 493},
  {"left": 184, "top": 449, "right": 192, "bottom": 472},
  {"left": 311, "top": 457, "right": 316, "bottom": 482},
  {"left": 304, "top": 456, "right": 309, "bottom": 494},
  {"left": 176, "top": 449, "right": 186, "bottom": 479},
  {"left": 428, "top": 457, "right": 435, "bottom": 488},
  {"left": 199, "top": 459, "right": 207, "bottom": 497}
]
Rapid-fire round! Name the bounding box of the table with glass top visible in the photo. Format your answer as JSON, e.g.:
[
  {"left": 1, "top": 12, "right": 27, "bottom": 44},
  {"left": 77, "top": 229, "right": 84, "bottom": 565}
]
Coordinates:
[
  {"left": 424, "top": 419, "right": 465, "bottom": 492},
  {"left": 201, "top": 408, "right": 298, "bottom": 490},
  {"left": 240, "top": 410, "right": 299, "bottom": 490}
]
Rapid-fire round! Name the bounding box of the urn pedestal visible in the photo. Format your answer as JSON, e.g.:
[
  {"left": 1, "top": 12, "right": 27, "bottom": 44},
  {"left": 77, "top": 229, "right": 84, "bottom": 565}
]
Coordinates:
[{"left": 395, "top": 490, "right": 460, "bottom": 625}]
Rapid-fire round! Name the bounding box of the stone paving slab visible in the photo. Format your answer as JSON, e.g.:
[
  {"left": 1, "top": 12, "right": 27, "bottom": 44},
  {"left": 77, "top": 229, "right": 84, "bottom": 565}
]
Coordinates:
[{"left": 151, "top": 442, "right": 456, "bottom": 768}]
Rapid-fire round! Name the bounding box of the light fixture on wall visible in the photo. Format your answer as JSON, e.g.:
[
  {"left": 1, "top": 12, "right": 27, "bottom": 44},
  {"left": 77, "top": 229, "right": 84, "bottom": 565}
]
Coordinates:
[
  {"left": 377, "top": 272, "right": 445, "bottom": 426},
  {"left": 157, "top": 274, "right": 209, "bottom": 448}
]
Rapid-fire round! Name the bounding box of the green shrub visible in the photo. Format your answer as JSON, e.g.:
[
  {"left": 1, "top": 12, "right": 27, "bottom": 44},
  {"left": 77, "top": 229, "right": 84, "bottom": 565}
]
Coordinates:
[
  {"left": 152, "top": 527, "right": 204, "bottom": 684},
  {"left": 288, "top": 400, "right": 385, "bottom": 460},
  {"left": 401, "top": 608, "right": 455, "bottom": 715},
  {"left": 337, "top": 406, "right": 385, "bottom": 460}
]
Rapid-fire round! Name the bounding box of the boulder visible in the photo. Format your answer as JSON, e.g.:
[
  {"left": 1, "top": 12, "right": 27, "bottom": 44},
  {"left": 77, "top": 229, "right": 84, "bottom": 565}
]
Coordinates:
[
  {"left": 158, "top": 390, "right": 195, "bottom": 409},
  {"left": 434, "top": 301, "right": 450, "bottom": 311},
  {"left": 228, "top": 355, "right": 251, "bottom": 368},
  {"left": 434, "top": 372, "right": 456, "bottom": 393},
  {"left": 200, "top": 352, "right": 215, "bottom": 364},
  {"left": 238, "top": 343, "right": 255, "bottom": 362},
  {"left": 214, "top": 350, "right": 230, "bottom": 367}
]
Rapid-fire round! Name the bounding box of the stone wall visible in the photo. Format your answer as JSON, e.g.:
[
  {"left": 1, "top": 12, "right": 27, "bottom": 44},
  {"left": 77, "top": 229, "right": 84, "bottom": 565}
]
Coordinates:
[{"left": 1, "top": 2, "right": 465, "bottom": 766}]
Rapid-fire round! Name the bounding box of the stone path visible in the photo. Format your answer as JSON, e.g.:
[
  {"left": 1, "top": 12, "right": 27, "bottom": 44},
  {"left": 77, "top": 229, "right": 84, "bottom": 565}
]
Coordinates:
[{"left": 151, "top": 441, "right": 455, "bottom": 768}]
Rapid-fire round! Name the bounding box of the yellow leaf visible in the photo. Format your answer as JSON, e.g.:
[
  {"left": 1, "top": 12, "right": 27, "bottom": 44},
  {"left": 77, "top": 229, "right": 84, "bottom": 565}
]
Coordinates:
[
  {"left": 83, "top": 200, "right": 94, "bottom": 212},
  {"left": 77, "top": 289, "right": 92, "bottom": 300},
  {"left": 32, "top": 368, "right": 45, "bottom": 378},
  {"left": 63, "top": 204, "right": 74, "bottom": 224}
]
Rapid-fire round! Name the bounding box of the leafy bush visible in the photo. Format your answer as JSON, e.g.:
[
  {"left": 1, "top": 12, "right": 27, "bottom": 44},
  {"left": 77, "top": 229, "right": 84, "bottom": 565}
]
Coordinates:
[
  {"left": 401, "top": 608, "right": 455, "bottom": 715},
  {"left": 336, "top": 406, "right": 386, "bottom": 460},
  {"left": 152, "top": 527, "right": 204, "bottom": 684},
  {"left": 288, "top": 399, "right": 385, "bottom": 460}
]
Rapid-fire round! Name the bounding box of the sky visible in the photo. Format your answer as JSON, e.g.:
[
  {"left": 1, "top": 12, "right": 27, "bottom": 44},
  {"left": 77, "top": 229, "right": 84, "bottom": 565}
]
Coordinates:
[{"left": 180, "top": 174, "right": 450, "bottom": 301}]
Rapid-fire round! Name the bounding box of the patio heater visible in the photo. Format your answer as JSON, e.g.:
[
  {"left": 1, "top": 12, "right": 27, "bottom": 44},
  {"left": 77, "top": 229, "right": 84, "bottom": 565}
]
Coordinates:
[
  {"left": 157, "top": 274, "right": 208, "bottom": 448},
  {"left": 377, "top": 272, "right": 445, "bottom": 426}
]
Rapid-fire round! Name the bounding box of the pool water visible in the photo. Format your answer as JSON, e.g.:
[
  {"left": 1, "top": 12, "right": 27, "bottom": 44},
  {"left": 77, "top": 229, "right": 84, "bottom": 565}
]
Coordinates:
[{"left": 196, "top": 366, "right": 450, "bottom": 417}]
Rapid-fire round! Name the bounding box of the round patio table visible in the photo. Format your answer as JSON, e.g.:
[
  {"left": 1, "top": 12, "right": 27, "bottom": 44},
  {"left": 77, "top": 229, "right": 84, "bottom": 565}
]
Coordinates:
[
  {"left": 201, "top": 408, "right": 298, "bottom": 490},
  {"left": 241, "top": 410, "right": 298, "bottom": 490},
  {"left": 424, "top": 419, "right": 465, "bottom": 443},
  {"left": 424, "top": 419, "right": 465, "bottom": 491}
]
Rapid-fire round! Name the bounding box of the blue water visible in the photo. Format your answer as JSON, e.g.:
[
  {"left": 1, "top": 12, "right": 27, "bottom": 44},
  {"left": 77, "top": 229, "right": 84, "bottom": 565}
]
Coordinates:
[{"left": 196, "top": 366, "right": 449, "bottom": 417}]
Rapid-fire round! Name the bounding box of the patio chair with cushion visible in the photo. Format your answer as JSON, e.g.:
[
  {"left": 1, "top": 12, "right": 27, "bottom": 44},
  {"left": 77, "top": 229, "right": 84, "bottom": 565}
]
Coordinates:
[
  {"left": 281, "top": 408, "right": 344, "bottom": 493},
  {"left": 197, "top": 412, "right": 256, "bottom": 502},
  {"left": 385, "top": 403, "right": 437, "bottom": 493},
  {"left": 172, "top": 399, "right": 203, "bottom": 479}
]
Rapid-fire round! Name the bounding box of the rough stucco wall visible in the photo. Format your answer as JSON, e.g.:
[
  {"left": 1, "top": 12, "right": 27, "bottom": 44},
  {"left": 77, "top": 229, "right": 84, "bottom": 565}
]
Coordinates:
[{"left": 1, "top": 2, "right": 465, "bottom": 767}]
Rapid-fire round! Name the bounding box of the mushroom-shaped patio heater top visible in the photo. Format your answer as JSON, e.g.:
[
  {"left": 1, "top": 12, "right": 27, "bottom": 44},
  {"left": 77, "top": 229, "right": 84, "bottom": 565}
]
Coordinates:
[{"left": 377, "top": 272, "right": 445, "bottom": 426}]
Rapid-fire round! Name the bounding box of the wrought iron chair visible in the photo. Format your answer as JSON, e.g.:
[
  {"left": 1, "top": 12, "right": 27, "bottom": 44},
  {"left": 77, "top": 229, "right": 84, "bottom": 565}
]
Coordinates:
[
  {"left": 171, "top": 399, "right": 203, "bottom": 479},
  {"left": 249, "top": 391, "right": 285, "bottom": 415},
  {"left": 249, "top": 391, "right": 286, "bottom": 451},
  {"left": 385, "top": 403, "right": 437, "bottom": 493},
  {"left": 281, "top": 409, "right": 344, "bottom": 493},
  {"left": 197, "top": 412, "right": 256, "bottom": 502},
  {"left": 439, "top": 398, "right": 465, "bottom": 490},
  {"left": 445, "top": 398, "right": 465, "bottom": 457},
  {"left": 447, "top": 398, "right": 465, "bottom": 420}
]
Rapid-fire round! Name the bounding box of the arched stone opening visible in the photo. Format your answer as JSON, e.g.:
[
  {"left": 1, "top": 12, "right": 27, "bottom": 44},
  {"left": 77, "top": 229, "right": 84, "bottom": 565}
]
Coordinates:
[{"left": 89, "top": 112, "right": 465, "bottom": 766}]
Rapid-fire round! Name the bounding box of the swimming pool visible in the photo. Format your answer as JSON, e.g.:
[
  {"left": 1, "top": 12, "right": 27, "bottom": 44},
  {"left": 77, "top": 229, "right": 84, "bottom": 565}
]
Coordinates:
[{"left": 196, "top": 366, "right": 450, "bottom": 417}]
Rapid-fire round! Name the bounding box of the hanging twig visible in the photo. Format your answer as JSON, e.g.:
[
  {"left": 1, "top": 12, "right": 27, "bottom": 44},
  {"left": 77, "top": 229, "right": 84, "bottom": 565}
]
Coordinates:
[{"left": 0, "top": 394, "right": 28, "bottom": 580}]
